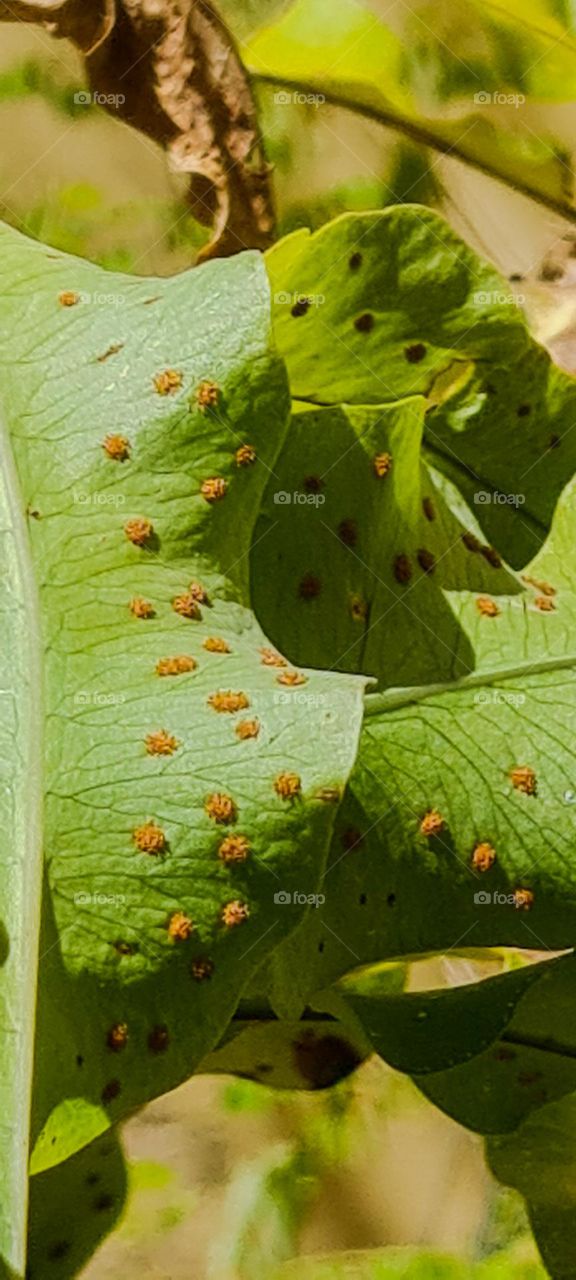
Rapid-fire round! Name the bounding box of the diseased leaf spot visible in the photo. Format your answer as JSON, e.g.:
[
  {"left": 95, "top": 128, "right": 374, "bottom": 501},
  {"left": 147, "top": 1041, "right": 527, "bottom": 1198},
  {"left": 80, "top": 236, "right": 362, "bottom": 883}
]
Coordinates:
[
  {"left": 148, "top": 1025, "right": 170, "bottom": 1054},
  {"left": 476, "top": 596, "right": 500, "bottom": 617},
  {"left": 145, "top": 729, "right": 179, "bottom": 756},
  {"left": 173, "top": 592, "right": 202, "bottom": 620},
  {"left": 125, "top": 518, "right": 154, "bottom": 547},
  {"left": 422, "top": 496, "right": 436, "bottom": 522},
  {"left": 221, "top": 899, "right": 250, "bottom": 927},
  {"left": 130, "top": 597, "right": 155, "bottom": 619},
  {"left": 350, "top": 595, "right": 368, "bottom": 622},
  {"left": 404, "top": 343, "right": 426, "bottom": 363},
  {"left": 274, "top": 771, "right": 301, "bottom": 799},
  {"left": 387, "top": 893, "right": 396, "bottom": 907},
  {"left": 114, "top": 940, "right": 135, "bottom": 956},
  {"left": 93, "top": 1193, "right": 115, "bottom": 1213},
  {"left": 277, "top": 670, "right": 307, "bottom": 686},
  {"left": 513, "top": 888, "right": 534, "bottom": 911},
  {"left": 549, "top": 434, "right": 561, "bottom": 449},
  {"left": 349, "top": 252, "right": 363, "bottom": 269},
  {"left": 374, "top": 452, "right": 392, "bottom": 478},
  {"left": 168, "top": 912, "right": 194, "bottom": 941},
  {"left": 534, "top": 595, "right": 555, "bottom": 612},
  {"left": 359, "top": 893, "right": 367, "bottom": 905},
  {"left": 420, "top": 810, "right": 445, "bottom": 837},
  {"left": 196, "top": 380, "right": 220, "bottom": 410},
  {"left": 337, "top": 518, "right": 357, "bottom": 547},
  {"left": 219, "top": 834, "right": 251, "bottom": 863},
  {"left": 417, "top": 548, "right": 435, "bottom": 574},
  {"left": 394, "top": 554, "right": 412, "bottom": 584},
  {"left": 481, "top": 546, "right": 502, "bottom": 569},
  {"left": 236, "top": 718, "right": 260, "bottom": 740},
  {"left": 204, "top": 636, "right": 231, "bottom": 653},
  {"left": 133, "top": 822, "right": 167, "bottom": 855},
  {"left": 355, "top": 313, "right": 375, "bottom": 333},
  {"left": 208, "top": 690, "right": 250, "bottom": 713},
  {"left": 156, "top": 655, "right": 197, "bottom": 676},
  {"left": 97, "top": 342, "right": 124, "bottom": 363},
  {"left": 236, "top": 444, "right": 256, "bottom": 466},
  {"left": 59, "top": 290, "right": 80, "bottom": 307},
  {"left": 205, "top": 793, "right": 237, "bottom": 824},
  {"left": 299, "top": 573, "right": 321, "bottom": 600},
  {"left": 106, "top": 1023, "right": 128, "bottom": 1053},
  {"left": 472, "top": 842, "right": 496, "bottom": 872},
  {"left": 154, "top": 369, "right": 183, "bottom": 395},
  {"left": 259, "top": 647, "right": 287, "bottom": 667},
  {"left": 103, "top": 434, "right": 130, "bottom": 462},
  {"left": 191, "top": 957, "right": 214, "bottom": 981},
  {"left": 462, "top": 531, "right": 482, "bottom": 552},
  {"left": 201, "top": 477, "right": 228, "bottom": 503},
  {"left": 101, "top": 1080, "right": 121, "bottom": 1104},
  {"left": 304, "top": 475, "right": 324, "bottom": 494},
  {"left": 293, "top": 1030, "right": 363, "bottom": 1088},
  {"left": 291, "top": 297, "right": 310, "bottom": 317},
  {"left": 522, "top": 575, "right": 556, "bottom": 597},
  {"left": 510, "top": 766, "right": 537, "bottom": 796},
  {"left": 517, "top": 404, "right": 531, "bottom": 417}
]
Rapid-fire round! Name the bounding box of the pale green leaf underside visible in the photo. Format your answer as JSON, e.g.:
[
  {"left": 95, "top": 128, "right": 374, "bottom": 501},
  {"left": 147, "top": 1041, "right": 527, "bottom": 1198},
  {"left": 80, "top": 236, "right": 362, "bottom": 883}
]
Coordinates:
[{"left": 0, "top": 222, "right": 366, "bottom": 1183}]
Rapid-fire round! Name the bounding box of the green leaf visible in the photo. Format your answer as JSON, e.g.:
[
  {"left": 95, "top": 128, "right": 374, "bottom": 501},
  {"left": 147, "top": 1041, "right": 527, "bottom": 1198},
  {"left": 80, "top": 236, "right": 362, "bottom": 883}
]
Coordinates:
[
  {"left": 27, "top": 1130, "right": 127, "bottom": 1280},
  {"left": 488, "top": 1094, "right": 576, "bottom": 1279},
  {"left": 246, "top": 0, "right": 576, "bottom": 224},
  {"left": 0, "top": 220, "right": 366, "bottom": 1189},
  {"left": 265, "top": 209, "right": 576, "bottom": 567},
  {"left": 270, "top": 1245, "right": 547, "bottom": 1278}
]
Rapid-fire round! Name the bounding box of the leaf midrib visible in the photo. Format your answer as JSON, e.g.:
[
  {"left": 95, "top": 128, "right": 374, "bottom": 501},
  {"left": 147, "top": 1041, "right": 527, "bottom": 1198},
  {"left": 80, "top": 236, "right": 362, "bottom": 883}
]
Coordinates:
[{"left": 363, "top": 653, "right": 576, "bottom": 717}]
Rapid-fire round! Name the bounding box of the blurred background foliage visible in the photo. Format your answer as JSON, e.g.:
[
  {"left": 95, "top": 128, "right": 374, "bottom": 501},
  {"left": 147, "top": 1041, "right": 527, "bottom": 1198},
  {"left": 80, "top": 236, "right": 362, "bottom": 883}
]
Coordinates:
[{"left": 2, "top": 1, "right": 576, "bottom": 1276}]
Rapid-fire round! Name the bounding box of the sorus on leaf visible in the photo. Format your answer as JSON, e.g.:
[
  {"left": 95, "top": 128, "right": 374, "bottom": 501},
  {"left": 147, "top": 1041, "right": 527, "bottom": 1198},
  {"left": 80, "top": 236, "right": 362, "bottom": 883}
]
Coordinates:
[
  {"left": 145, "top": 730, "right": 179, "bottom": 756},
  {"left": 259, "top": 647, "right": 286, "bottom": 667},
  {"left": 513, "top": 888, "right": 534, "bottom": 911},
  {"left": 203, "top": 637, "right": 231, "bottom": 653},
  {"left": 196, "top": 380, "right": 219, "bottom": 409},
  {"left": 274, "top": 771, "right": 301, "bottom": 799},
  {"left": 130, "top": 597, "right": 155, "bottom": 619},
  {"left": 173, "top": 593, "right": 201, "bottom": 620},
  {"left": 106, "top": 1023, "right": 128, "bottom": 1053},
  {"left": 394, "top": 554, "right": 412, "bottom": 585},
  {"left": 103, "top": 434, "right": 130, "bottom": 462},
  {"left": 201, "top": 477, "right": 227, "bottom": 503},
  {"left": 188, "top": 581, "right": 210, "bottom": 604},
  {"left": 417, "top": 549, "right": 436, "bottom": 575},
  {"left": 235, "top": 718, "right": 260, "bottom": 740},
  {"left": 420, "top": 810, "right": 445, "bottom": 837},
  {"left": 208, "top": 691, "right": 250, "bottom": 713},
  {"left": 510, "top": 766, "right": 537, "bottom": 795},
  {"left": 219, "top": 835, "right": 251, "bottom": 863},
  {"left": 205, "top": 793, "right": 237, "bottom": 823},
  {"left": 168, "top": 912, "right": 194, "bottom": 941},
  {"left": 156, "top": 655, "right": 197, "bottom": 676},
  {"left": 221, "top": 899, "right": 250, "bottom": 928},
  {"left": 133, "top": 822, "right": 166, "bottom": 854},
  {"left": 374, "top": 452, "right": 392, "bottom": 478},
  {"left": 476, "top": 596, "right": 500, "bottom": 617},
  {"left": 148, "top": 1025, "right": 170, "bottom": 1054},
  {"left": 191, "top": 957, "right": 214, "bottom": 981},
  {"left": 472, "top": 842, "right": 496, "bottom": 872},
  {"left": 534, "top": 596, "right": 555, "bottom": 612},
  {"left": 236, "top": 444, "right": 256, "bottom": 466},
  {"left": 125, "top": 518, "right": 153, "bottom": 547},
  {"left": 59, "top": 290, "right": 80, "bottom": 307},
  {"left": 154, "top": 369, "right": 183, "bottom": 395},
  {"left": 276, "top": 670, "right": 307, "bottom": 686}
]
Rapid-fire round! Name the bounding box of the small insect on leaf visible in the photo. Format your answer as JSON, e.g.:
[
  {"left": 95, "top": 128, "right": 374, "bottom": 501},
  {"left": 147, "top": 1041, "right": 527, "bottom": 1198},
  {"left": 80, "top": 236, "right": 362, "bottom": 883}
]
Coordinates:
[
  {"left": 534, "top": 596, "right": 555, "bottom": 612},
  {"left": 191, "top": 957, "right": 214, "bottom": 982},
  {"left": 125, "top": 518, "right": 154, "bottom": 547},
  {"left": 472, "top": 842, "right": 496, "bottom": 872},
  {"left": 201, "top": 477, "right": 228, "bottom": 503},
  {"left": 373, "top": 452, "right": 392, "bottom": 478},
  {"left": 208, "top": 691, "right": 250, "bottom": 714},
  {"left": 154, "top": 369, "right": 183, "bottom": 396},
  {"left": 203, "top": 637, "right": 231, "bottom": 653},
  {"left": 420, "top": 810, "right": 445, "bottom": 837},
  {"left": 235, "top": 718, "right": 260, "bottom": 740},
  {"left": 236, "top": 444, "right": 256, "bottom": 466},
  {"left": 476, "top": 596, "right": 500, "bottom": 617},
  {"left": 145, "top": 730, "right": 179, "bottom": 756},
  {"left": 219, "top": 835, "right": 251, "bottom": 863},
  {"left": 394, "top": 554, "right": 412, "bottom": 585},
  {"left": 59, "top": 290, "right": 80, "bottom": 307},
  {"left": 130, "top": 597, "right": 155, "bottom": 619},
  {"left": 133, "top": 822, "right": 167, "bottom": 855},
  {"left": 173, "top": 593, "right": 202, "bottom": 620},
  {"left": 196, "top": 380, "right": 220, "bottom": 410},
  {"left": 221, "top": 900, "right": 250, "bottom": 928},
  {"left": 259, "top": 647, "right": 287, "bottom": 667},
  {"left": 106, "top": 1023, "right": 128, "bottom": 1053},
  {"left": 510, "top": 766, "right": 537, "bottom": 795},
  {"left": 156, "top": 656, "right": 197, "bottom": 676},
  {"left": 103, "top": 434, "right": 130, "bottom": 462},
  {"left": 167, "top": 912, "right": 194, "bottom": 942},
  {"left": 513, "top": 888, "right": 534, "bottom": 911},
  {"left": 277, "top": 670, "right": 307, "bottom": 687},
  {"left": 205, "top": 793, "right": 237, "bottom": 824},
  {"left": 274, "top": 772, "right": 301, "bottom": 799}
]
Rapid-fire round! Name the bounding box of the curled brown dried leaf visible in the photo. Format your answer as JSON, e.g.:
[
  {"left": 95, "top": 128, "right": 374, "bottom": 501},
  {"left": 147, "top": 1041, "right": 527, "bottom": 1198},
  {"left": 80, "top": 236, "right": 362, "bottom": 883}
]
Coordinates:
[{"left": 0, "top": 0, "right": 275, "bottom": 260}]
